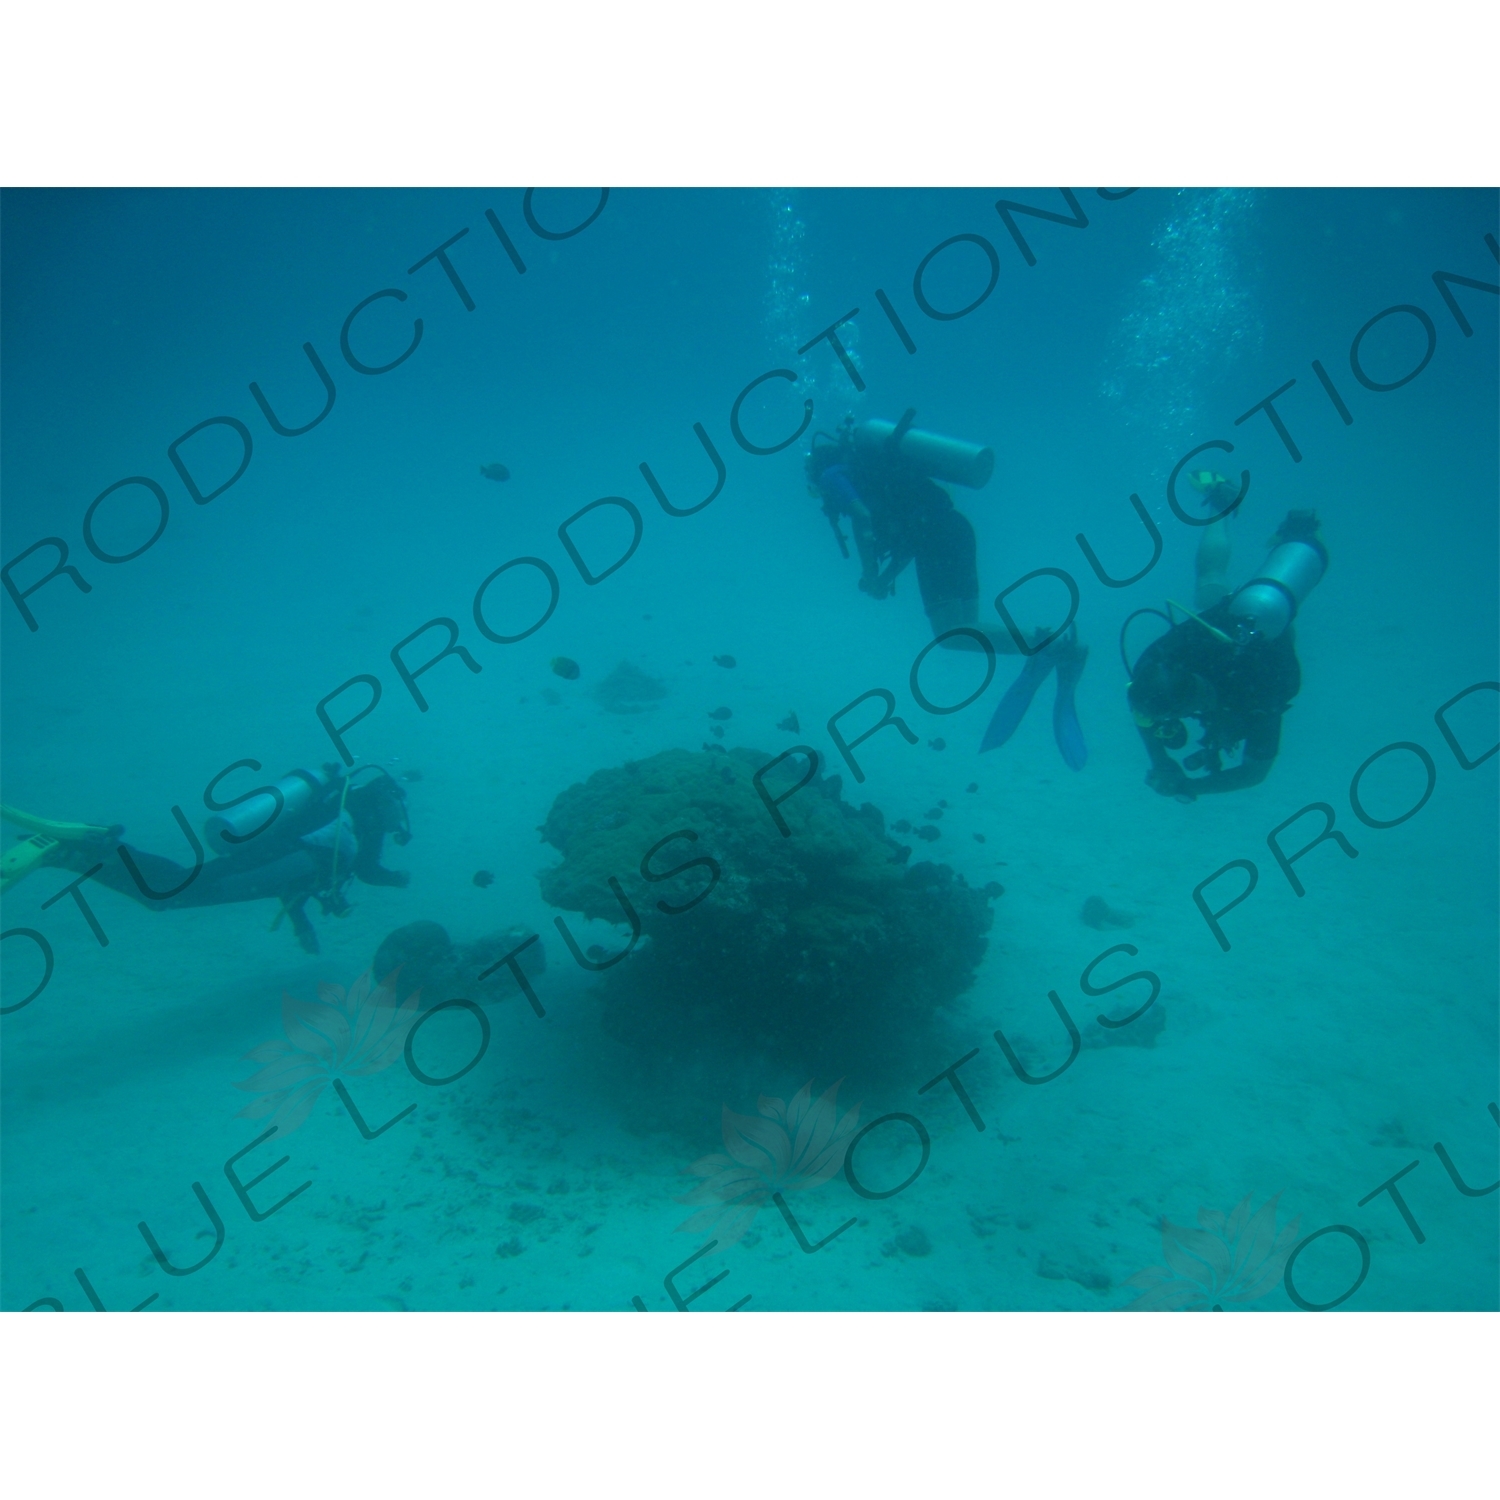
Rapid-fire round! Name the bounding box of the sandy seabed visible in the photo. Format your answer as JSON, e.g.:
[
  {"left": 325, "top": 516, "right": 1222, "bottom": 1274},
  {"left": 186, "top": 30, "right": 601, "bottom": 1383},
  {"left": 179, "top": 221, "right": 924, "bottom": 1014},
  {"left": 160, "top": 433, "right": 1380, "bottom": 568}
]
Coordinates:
[{"left": 5, "top": 627, "right": 1495, "bottom": 1314}]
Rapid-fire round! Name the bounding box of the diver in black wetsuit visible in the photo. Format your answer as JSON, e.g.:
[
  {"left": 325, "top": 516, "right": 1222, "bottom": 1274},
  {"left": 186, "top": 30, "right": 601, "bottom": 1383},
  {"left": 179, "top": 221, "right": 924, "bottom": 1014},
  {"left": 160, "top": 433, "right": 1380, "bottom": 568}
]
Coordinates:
[
  {"left": 807, "top": 415, "right": 991, "bottom": 636},
  {"left": 1, "top": 765, "right": 412, "bottom": 953},
  {"left": 1130, "top": 599, "right": 1302, "bottom": 797},
  {"left": 1129, "top": 496, "right": 1326, "bottom": 800},
  {"left": 806, "top": 411, "right": 1089, "bottom": 768}
]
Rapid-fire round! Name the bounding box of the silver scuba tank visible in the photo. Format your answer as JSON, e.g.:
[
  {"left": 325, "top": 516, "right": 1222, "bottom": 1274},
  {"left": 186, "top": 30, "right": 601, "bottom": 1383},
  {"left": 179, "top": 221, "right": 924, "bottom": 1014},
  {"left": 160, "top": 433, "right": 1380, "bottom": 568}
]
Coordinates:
[
  {"left": 1228, "top": 537, "right": 1328, "bottom": 642},
  {"left": 853, "top": 419, "right": 995, "bottom": 489},
  {"left": 204, "top": 767, "right": 336, "bottom": 850}
]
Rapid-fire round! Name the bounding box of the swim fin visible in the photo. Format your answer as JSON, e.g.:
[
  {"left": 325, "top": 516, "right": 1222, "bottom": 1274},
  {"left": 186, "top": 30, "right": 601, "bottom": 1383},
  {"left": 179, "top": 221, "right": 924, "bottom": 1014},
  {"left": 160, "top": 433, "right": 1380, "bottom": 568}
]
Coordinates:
[
  {"left": 0, "top": 834, "right": 62, "bottom": 894},
  {"left": 0, "top": 806, "right": 120, "bottom": 894},
  {"left": 980, "top": 651, "right": 1056, "bottom": 753},
  {"left": 1052, "top": 642, "right": 1089, "bottom": 771},
  {"left": 0, "top": 805, "right": 116, "bottom": 842}
]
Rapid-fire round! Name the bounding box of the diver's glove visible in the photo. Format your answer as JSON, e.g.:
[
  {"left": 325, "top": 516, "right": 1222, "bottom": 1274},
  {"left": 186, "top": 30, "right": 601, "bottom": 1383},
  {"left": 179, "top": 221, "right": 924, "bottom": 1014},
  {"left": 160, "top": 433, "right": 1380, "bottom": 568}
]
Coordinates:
[{"left": 1146, "top": 762, "right": 1196, "bottom": 801}]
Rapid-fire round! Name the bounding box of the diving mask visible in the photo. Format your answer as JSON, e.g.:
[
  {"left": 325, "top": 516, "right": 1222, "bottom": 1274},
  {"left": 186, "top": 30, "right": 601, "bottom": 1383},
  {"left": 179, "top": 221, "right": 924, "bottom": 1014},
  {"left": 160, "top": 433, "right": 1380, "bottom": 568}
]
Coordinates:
[{"left": 1134, "top": 711, "right": 1188, "bottom": 749}]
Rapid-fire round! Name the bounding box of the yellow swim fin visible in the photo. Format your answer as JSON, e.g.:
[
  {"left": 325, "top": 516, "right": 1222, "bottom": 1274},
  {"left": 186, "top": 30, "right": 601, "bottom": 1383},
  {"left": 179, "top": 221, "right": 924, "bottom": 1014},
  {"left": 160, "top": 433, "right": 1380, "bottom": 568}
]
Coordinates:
[
  {"left": 0, "top": 804, "right": 116, "bottom": 842},
  {"left": 0, "top": 806, "right": 120, "bottom": 894},
  {"left": 1, "top": 834, "right": 61, "bottom": 893}
]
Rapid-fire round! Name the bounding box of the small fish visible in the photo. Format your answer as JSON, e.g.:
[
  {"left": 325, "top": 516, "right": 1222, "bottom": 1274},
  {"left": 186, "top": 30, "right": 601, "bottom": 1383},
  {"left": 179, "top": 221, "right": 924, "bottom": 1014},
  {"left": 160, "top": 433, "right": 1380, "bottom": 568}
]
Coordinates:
[
  {"left": 928, "top": 738, "right": 946, "bottom": 751},
  {"left": 480, "top": 463, "right": 510, "bottom": 482},
  {"left": 585, "top": 944, "right": 609, "bottom": 962},
  {"left": 984, "top": 881, "right": 1005, "bottom": 899},
  {"left": 966, "top": 782, "right": 979, "bottom": 793},
  {"left": 472, "top": 870, "right": 494, "bottom": 888},
  {"left": 925, "top": 808, "right": 943, "bottom": 820},
  {"left": 550, "top": 657, "right": 580, "bottom": 680},
  {"left": 710, "top": 724, "right": 725, "bottom": 738},
  {"left": 778, "top": 712, "right": 800, "bottom": 733},
  {"left": 937, "top": 799, "right": 948, "bottom": 808},
  {"left": 703, "top": 742, "right": 727, "bottom": 753},
  {"left": 713, "top": 654, "right": 737, "bottom": 669},
  {"left": 973, "top": 833, "right": 986, "bottom": 843},
  {"left": 708, "top": 706, "right": 733, "bottom": 721},
  {"left": 916, "top": 825, "right": 941, "bottom": 841},
  {"left": 892, "top": 819, "right": 912, "bottom": 833}
]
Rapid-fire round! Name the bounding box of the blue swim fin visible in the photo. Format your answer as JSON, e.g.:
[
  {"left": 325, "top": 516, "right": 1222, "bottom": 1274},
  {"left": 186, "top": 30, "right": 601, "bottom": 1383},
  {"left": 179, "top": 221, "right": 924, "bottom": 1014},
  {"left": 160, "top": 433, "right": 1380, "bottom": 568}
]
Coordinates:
[
  {"left": 1052, "top": 642, "right": 1089, "bottom": 770},
  {"left": 981, "top": 651, "right": 1056, "bottom": 753}
]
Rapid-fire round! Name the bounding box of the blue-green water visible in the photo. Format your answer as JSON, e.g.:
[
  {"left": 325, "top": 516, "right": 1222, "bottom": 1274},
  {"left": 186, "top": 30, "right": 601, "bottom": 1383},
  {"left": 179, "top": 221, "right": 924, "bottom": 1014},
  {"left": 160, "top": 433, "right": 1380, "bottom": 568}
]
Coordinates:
[{"left": 2, "top": 187, "right": 1495, "bottom": 1312}]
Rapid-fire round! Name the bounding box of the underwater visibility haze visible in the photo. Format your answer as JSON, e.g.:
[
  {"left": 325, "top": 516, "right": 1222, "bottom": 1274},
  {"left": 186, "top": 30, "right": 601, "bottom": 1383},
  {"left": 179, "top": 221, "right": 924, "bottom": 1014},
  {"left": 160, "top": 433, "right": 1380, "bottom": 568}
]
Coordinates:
[{"left": 1, "top": 187, "right": 1496, "bottom": 1312}]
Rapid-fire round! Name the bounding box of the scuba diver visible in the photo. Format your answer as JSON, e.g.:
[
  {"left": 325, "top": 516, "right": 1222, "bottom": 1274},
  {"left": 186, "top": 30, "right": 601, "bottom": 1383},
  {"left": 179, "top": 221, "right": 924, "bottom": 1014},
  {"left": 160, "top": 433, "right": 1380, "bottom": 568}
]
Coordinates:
[
  {"left": 1127, "top": 474, "right": 1327, "bottom": 799},
  {"left": 806, "top": 410, "right": 1089, "bottom": 768},
  {"left": 0, "top": 764, "right": 412, "bottom": 953}
]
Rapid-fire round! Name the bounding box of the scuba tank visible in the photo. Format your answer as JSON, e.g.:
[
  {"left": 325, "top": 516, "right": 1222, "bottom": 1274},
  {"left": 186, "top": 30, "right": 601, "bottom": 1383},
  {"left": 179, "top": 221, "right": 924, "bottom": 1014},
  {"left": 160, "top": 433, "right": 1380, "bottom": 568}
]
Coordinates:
[
  {"left": 853, "top": 417, "right": 994, "bottom": 489},
  {"left": 1227, "top": 513, "right": 1328, "bottom": 643},
  {"left": 204, "top": 767, "right": 338, "bottom": 850}
]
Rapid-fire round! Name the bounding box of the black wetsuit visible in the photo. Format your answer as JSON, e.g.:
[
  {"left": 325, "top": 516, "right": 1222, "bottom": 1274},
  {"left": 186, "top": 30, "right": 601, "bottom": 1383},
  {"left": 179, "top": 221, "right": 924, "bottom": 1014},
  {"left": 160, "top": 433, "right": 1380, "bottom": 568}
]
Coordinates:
[
  {"left": 819, "top": 449, "right": 978, "bottom": 625},
  {"left": 61, "top": 773, "right": 409, "bottom": 952},
  {"left": 1131, "top": 599, "right": 1301, "bottom": 792}
]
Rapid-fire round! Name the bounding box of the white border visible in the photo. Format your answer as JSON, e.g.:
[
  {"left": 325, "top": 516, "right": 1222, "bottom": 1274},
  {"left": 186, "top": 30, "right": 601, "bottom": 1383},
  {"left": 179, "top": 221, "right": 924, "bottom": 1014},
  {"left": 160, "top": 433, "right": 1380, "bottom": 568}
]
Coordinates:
[{"left": 0, "top": 2, "right": 1496, "bottom": 186}]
